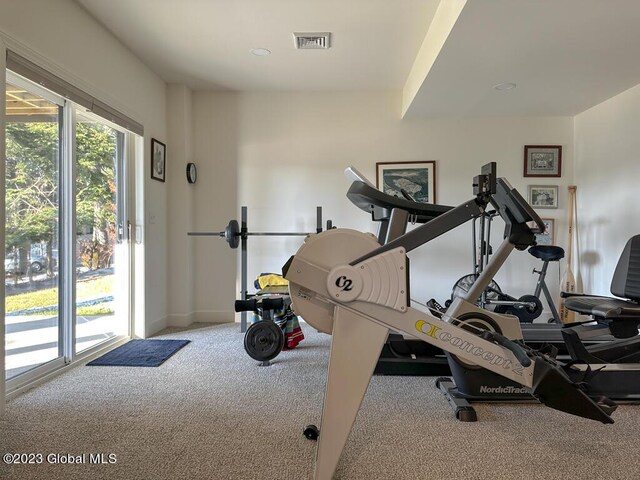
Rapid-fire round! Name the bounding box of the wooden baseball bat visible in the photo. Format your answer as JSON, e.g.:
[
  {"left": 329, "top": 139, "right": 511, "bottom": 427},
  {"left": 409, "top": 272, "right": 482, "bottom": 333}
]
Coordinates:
[{"left": 560, "top": 186, "right": 577, "bottom": 324}]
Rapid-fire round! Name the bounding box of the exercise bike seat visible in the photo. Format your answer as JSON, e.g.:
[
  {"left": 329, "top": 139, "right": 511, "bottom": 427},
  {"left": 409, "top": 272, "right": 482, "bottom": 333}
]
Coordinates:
[
  {"left": 528, "top": 245, "right": 564, "bottom": 262},
  {"left": 562, "top": 235, "right": 640, "bottom": 338}
]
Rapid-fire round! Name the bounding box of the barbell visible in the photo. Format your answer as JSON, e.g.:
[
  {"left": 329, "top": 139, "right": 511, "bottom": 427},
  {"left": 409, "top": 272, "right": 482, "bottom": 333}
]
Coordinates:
[
  {"left": 189, "top": 206, "right": 328, "bottom": 333},
  {"left": 188, "top": 219, "right": 332, "bottom": 249}
]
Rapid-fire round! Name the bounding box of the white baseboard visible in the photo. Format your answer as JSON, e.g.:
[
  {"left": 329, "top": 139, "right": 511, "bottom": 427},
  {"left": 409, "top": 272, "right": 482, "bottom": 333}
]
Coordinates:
[
  {"left": 192, "top": 310, "right": 234, "bottom": 324},
  {"left": 165, "top": 313, "right": 194, "bottom": 328},
  {"left": 158, "top": 311, "right": 234, "bottom": 331},
  {"left": 146, "top": 315, "right": 168, "bottom": 337}
]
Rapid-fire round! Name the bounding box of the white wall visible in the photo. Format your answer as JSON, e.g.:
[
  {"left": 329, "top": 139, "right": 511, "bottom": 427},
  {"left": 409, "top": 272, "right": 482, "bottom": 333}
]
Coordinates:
[
  {"left": 574, "top": 83, "right": 640, "bottom": 295},
  {"left": 165, "top": 84, "right": 195, "bottom": 328},
  {"left": 0, "top": 0, "right": 167, "bottom": 334},
  {"left": 190, "top": 91, "right": 575, "bottom": 321},
  {"left": 190, "top": 93, "right": 239, "bottom": 323}
]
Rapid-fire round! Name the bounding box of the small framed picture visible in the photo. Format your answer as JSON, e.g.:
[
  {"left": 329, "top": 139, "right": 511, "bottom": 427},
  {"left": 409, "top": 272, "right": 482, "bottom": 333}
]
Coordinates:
[
  {"left": 524, "top": 145, "right": 562, "bottom": 177},
  {"left": 151, "top": 138, "right": 166, "bottom": 182},
  {"left": 535, "top": 218, "right": 555, "bottom": 245},
  {"left": 528, "top": 185, "right": 558, "bottom": 209},
  {"left": 376, "top": 161, "right": 436, "bottom": 204}
]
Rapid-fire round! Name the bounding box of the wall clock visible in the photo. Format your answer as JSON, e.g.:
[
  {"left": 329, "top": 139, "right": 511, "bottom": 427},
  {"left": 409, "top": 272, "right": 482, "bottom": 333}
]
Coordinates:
[{"left": 186, "top": 162, "right": 197, "bottom": 184}]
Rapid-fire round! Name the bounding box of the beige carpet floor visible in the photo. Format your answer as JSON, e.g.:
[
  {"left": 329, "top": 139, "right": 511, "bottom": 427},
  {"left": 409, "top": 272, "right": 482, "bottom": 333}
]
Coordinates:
[{"left": 1, "top": 322, "right": 639, "bottom": 480}]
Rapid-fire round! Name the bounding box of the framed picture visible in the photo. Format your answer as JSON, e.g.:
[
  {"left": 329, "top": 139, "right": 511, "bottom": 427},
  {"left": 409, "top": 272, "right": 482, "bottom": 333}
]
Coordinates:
[
  {"left": 524, "top": 145, "right": 562, "bottom": 177},
  {"left": 535, "top": 218, "right": 555, "bottom": 246},
  {"left": 528, "top": 185, "right": 558, "bottom": 209},
  {"left": 376, "top": 161, "right": 436, "bottom": 204},
  {"left": 151, "top": 138, "right": 166, "bottom": 182}
]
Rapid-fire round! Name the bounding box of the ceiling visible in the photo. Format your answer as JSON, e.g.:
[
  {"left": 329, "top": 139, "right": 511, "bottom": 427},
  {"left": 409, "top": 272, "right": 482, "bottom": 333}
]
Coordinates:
[
  {"left": 75, "top": 0, "right": 439, "bottom": 92},
  {"left": 76, "top": 0, "right": 640, "bottom": 118}
]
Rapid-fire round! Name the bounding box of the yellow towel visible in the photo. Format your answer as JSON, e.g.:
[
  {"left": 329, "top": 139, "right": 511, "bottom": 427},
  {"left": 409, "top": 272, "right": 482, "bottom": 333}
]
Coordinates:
[{"left": 255, "top": 273, "right": 289, "bottom": 289}]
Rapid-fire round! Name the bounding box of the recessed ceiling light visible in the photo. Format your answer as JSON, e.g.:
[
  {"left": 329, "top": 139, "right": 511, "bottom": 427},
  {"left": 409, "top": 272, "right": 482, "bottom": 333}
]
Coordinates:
[
  {"left": 493, "top": 82, "right": 517, "bottom": 91},
  {"left": 251, "top": 48, "right": 271, "bottom": 56}
]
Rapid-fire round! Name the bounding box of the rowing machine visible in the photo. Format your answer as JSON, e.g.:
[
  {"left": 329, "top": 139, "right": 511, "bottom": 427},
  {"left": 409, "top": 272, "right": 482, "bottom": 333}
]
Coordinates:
[{"left": 283, "top": 163, "right": 615, "bottom": 480}]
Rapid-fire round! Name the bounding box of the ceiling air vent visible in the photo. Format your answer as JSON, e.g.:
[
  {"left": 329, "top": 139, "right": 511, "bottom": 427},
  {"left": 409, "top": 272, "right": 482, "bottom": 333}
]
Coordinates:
[{"left": 293, "top": 32, "right": 331, "bottom": 50}]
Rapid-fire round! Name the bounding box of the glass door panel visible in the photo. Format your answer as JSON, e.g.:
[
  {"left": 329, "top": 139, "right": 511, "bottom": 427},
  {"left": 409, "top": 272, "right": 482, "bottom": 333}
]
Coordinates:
[
  {"left": 5, "top": 79, "right": 62, "bottom": 379},
  {"left": 75, "top": 111, "right": 129, "bottom": 352}
]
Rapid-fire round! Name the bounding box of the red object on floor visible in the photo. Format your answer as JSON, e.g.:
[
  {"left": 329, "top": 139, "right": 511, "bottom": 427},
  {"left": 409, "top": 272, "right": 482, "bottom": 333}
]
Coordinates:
[{"left": 284, "top": 326, "right": 304, "bottom": 350}]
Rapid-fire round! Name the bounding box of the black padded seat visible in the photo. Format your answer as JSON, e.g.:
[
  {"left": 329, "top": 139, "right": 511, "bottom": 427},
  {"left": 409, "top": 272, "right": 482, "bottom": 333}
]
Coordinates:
[
  {"left": 562, "top": 235, "right": 640, "bottom": 339},
  {"left": 529, "top": 245, "right": 565, "bottom": 262},
  {"left": 563, "top": 296, "right": 640, "bottom": 319}
]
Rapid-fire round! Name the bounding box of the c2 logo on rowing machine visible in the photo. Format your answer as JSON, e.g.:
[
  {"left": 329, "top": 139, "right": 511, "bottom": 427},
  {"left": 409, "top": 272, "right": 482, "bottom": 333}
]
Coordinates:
[
  {"left": 327, "top": 265, "right": 362, "bottom": 301},
  {"left": 335, "top": 276, "right": 353, "bottom": 291}
]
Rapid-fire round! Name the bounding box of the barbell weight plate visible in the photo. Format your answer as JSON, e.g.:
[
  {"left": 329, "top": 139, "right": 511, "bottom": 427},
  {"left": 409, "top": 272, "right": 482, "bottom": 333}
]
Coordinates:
[
  {"left": 244, "top": 321, "right": 285, "bottom": 362},
  {"left": 225, "top": 220, "right": 240, "bottom": 249}
]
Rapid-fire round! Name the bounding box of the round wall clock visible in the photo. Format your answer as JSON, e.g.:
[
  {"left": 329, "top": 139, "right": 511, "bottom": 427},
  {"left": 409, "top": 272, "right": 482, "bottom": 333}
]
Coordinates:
[{"left": 186, "top": 162, "right": 197, "bottom": 184}]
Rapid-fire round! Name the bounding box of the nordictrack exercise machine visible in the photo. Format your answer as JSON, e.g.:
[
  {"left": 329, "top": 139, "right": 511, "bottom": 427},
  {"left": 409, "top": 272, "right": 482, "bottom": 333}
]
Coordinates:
[{"left": 284, "top": 163, "right": 615, "bottom": 480}]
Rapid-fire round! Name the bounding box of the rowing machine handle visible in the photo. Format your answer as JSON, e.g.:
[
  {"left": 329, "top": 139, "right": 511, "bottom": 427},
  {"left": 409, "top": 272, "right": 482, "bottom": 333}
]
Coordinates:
[{"left": 482, "top": 331, "right": 532, "bottom": 367}]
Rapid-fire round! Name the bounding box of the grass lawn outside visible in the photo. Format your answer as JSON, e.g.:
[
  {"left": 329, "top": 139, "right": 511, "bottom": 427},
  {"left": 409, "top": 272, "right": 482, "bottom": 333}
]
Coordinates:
[{"left": 5, "top": 273, "right": 114, "bottom": 316}]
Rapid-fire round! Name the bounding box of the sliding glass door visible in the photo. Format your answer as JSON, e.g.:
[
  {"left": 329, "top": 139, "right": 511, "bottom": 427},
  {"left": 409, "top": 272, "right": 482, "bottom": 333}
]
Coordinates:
[
  {"left": 74, "top": 110, "right": 130, "bottom": 353},
  {"left": 4, "top": 70, "right": 133, "bottom": 386},
  {"left": 4, "top": 76, "right": 64, "bottom": 379}
]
